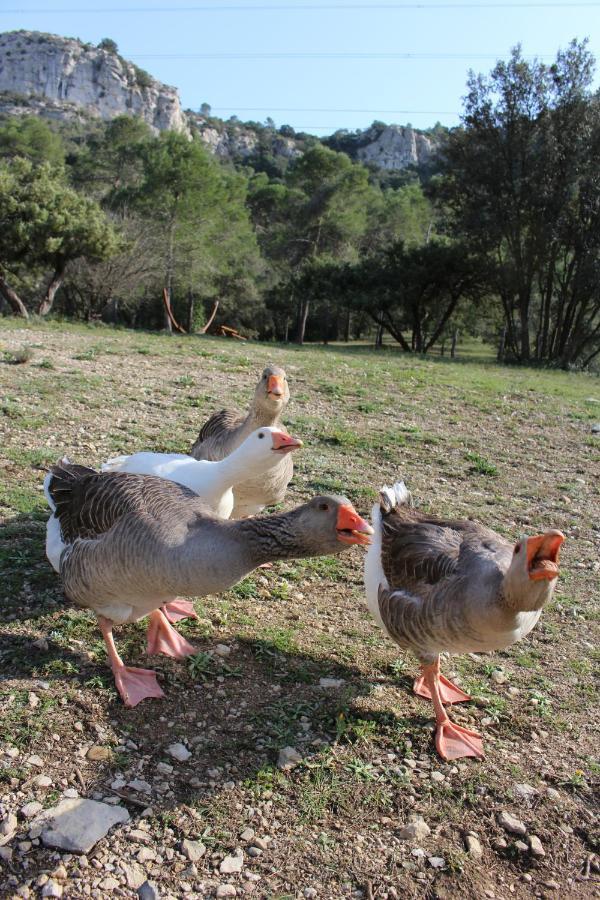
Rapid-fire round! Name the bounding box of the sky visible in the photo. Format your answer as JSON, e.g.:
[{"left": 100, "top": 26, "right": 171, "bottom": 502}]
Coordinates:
[{"left": 1, "top": 2, "right": 599, "bottom": 135}]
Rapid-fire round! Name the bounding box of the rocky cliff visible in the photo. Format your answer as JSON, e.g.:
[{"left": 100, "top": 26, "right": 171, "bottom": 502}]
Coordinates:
[{"left": 0, "top": 31, "right": 188, "bottom": 134}]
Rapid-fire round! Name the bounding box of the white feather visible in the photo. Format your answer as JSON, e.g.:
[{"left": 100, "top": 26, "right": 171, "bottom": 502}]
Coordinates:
[
  {"left": 363, "top": 501, "right": 392, "bottom": 637},
  {"left": 381, "top": 480, "right": 410, "bottom": 510},
  {"left": 45, "top": 513, "right": 65, "bottom": 572},
  {"left": 43, "top": 470, "right": 56, "bottom": 512}
]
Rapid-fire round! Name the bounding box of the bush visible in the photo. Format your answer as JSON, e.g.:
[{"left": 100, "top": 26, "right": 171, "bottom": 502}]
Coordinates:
[{"left": 98, "top": 38, "right": 118, "bottom": 54}]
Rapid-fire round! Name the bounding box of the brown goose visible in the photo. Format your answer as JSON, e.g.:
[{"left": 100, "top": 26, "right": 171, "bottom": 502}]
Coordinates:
[
  {"left": 190, "top": 365, "right": 292, "bottom": 517},
  {"left": 364, "top": 481, "right": 564, "bottom": 760},
  {"left": 45, "top": 461, "right": 373, "bottom": 707}
]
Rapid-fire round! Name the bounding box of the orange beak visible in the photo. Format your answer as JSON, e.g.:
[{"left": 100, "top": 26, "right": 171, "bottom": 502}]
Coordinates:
[
  {"left": 526, "top": 530, "right": 565, "bottom": 581},
  {"left": 336, "top": 504, "right": 374, "bottom": 546},
  {"left": 271, "top": 430, "right": 303, "bottom": 454},
  {"left": 267, "top": 375, "right": 285, "bottom": 398}
]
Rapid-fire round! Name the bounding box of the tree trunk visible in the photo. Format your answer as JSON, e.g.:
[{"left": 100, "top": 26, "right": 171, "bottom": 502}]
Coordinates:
[
  {"left": 518, "top": 294, "right": 531, "bottom": 361},
  {"left": 38, "top": 263, "right": 66, "bottom": 316},
  {"left": 0, "top": 274, "right": 29, "bottom": 318},
  {"left": 283, "top": 317, "right": 289, "bottom": 343},
  {"left": 497, "top": 325, "right": 507, "bottom": 363},
  {"left": 344, "top": 306, "right": 351, "bottom": 343},
  {"left": 187, "top": 288, "right": 195, "bottom": 333},
  {"left": 296, "top": 299, "right": 310, "bottom": 345},
  {"left": 450, "top": 328, "right": 458, "bottom": 359},
  {"left": 164, "top": 218, "right": 175, "bottom": 333},
  {"left": 375, "top": 322, "right": 383, "bottom": 349}
]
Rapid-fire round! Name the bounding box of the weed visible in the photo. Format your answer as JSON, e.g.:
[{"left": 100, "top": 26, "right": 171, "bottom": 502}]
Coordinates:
[{"left": 465, "top": 451, "right": 498, "bottom": 476}]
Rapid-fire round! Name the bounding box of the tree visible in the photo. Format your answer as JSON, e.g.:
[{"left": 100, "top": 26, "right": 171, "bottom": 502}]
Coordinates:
[
  {"left": 0, "top": 158, "right": 121, "bottom": 317},
  {"left": 437, "top": 40, "right": 600, "bottom": 367},
  {"left": 98, "top": 38, "right": 118, "bottom": 54},
  {"left": 0, "top": 117, "right": 65, "bottom": 167}
]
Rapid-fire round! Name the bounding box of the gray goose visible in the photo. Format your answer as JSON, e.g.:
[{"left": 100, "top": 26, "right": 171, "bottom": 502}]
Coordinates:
[
  {"left": 190, "top": 365, "right": 292, "bottom": 517},
  {"left": 364, "top": 481, "right": 564, "bottom": 760},
  {"left": 45, "top": 461, "right": 373, "bottom": 707}
]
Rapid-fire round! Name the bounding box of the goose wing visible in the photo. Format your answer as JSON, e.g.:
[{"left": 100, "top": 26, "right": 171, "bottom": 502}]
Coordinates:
[{"left": 191, "top": 408, "right": 245, "bottom": 459}]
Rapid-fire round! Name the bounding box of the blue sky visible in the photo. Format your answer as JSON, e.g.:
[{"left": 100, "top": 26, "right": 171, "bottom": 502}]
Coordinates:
[{"left": 1, "top": 2, "right": 599, "bottom": 134}]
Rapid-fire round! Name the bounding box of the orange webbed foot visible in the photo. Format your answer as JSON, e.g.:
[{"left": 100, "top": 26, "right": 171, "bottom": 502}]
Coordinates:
[
  {"left": 161, "top": 599, "right": 199, "bottom": 623},
  {"left": 435, "top": 719, "right": 484, "bottom": 760},
  {"left": 114, "top": 666, "right": 165, "bottom": 708},
  {"left": 414, "top": 672, "right": 471, "bottom": 705}
]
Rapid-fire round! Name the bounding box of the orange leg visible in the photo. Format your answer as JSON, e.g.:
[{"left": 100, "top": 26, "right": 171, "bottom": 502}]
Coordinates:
[
  {"left": 414, "top": 662, "right": 471, "bottom": 704},
  {"left": 97, "top": 615, "right": 164, "bottom": 708},
  {"left": 420, "top": 658, "right": 484, "bottom": 761},
  {"left": 146, "top": 608, "right": 196, "bottom": 658}
]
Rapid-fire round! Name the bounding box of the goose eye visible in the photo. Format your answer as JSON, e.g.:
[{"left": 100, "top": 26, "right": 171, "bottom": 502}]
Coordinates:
[
  {"left": 319, "top": 502, "right": 329, "bottom": 512},
  {"left": 514, "top": 544, "right": 521, "bottom": 554},
  {"left": 258, "top": 432, "right": 265, "bottom": 439}
]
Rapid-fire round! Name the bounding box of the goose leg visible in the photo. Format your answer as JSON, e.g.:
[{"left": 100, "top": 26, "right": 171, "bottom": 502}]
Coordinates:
[
  {"left": 414, "top": 662, "right": 471, "bottom": 704},
  {"left": 161, "top": 599, "right": 199, "bottom": 624},
  {"left": 97, "top": 615, "right": 164, "bottom": 708},
  {"left": 421, "top": 658, "right": 484, "bottom": 761},
  {"left": 146, "top": 609, "right": 196, "bottom": 659}
]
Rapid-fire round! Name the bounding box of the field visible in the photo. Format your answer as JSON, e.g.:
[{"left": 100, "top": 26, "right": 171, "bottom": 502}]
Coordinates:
[{"left": 0, "top": 320, "right": 598, "bottom": 900}]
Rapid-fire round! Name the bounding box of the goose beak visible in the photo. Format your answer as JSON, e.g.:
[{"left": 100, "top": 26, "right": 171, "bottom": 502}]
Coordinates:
[
  {"left": 267, "top": 375, "right": 285, "bottom": 398},
  {"left": 336, "top": 504, "right": 374, "bottom": 546},
  {"left": 527, "top": 530, "right": 565, "bottom": 581},
  {"left": 271, "top": 431, "right": 303, "bottom": 454}
]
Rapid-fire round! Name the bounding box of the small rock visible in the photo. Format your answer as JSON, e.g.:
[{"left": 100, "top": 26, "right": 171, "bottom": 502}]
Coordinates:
[
  {"left": 87, "top": 745, "right": 111, "bottom": 761},
  {"left": 428, "top": 856, "right": 446, "bottom": 868},
  {"left": 41, "top": 881, "right": 63, "bottom": 898},
  {"left": 399, "top": 816, "right": 430, "bottom": 841},
  {"left": 220, "top": 849, "right": 244, "bottom": 874},
  {"left": 247, "top": 846, "right": 262, "bottom": 857},
  {"left": 318, "top": 677, "right": 345, "bottom": 689},
  {"left": 137, "top": 847, "right": 156, "bottom": 863},
  {"left": 514, "top": 783, "right": 537, "bottom": 800},
  {"left": 99, "top": 877, "right": 120, "bottom": 891},
  {"left": 121, "top": 862, "right": 146, "bottom": 890},
  {"left": 546, "top": 787, "right": 560, "bottom": 800},
  {"left": 465, "top": 834, "right": 483, "bottom": 859},
  {"left": 27, "top": 754, "right": 44, "bottom": 768},
  {"left": 430, "top": 771, "right": 445, "bottom": 783},
  {"left": 591, "top": 423, "right": 600, "bottom": 434},
  {"left": 127, "top": 779, "right": 152, "bottom": 793},
  {"left": 277, "top": 746, "right": 302, "bottom": 770},
  {"left": 28, "top": 692, "right": 40, "bottom": 709},
  {"left": 492, "top": 838, "right": 507, "bottom": 851},
  {"left": 207, "top": 767, "right": 221, "bottom": 779},
  {"left": 216, "top": 887, "right": 237, "bottom": 898},
  {"left": 490, "top": 670, "right": 507, "bottom": 684},
  {"left": 497, "top": 810, "right": 527, "bottom": 836},
  {"left": 303, "top": 890, "right": 317, "bottom": 899},
  {"left": 63, "top": 788, "right": 78, "bottom": 799},
  {"left": 34, "top": 775, "right": 53, "bottom": 789},
  {"left": 529, "top": 835, "right": 545, "bottom": 857},
  {"left": 215, "top": 644, "right": 231, "bottom": 657},
  {"left": 251, "top": 837, "right": 270, "bottom": 850},
  {"left": 0, "top": 813, "right": 18, "bottom": 836},
  {"left": 181, "top": 838, "right": 206, "bottom": 862},
  {"left": 137, "top": 882, "right": 160, "bottom": 900},
  {"left": 166, "top": 742, "right": 191, "bottom": 762},
  {"left": 21, "top": 801, "right": 43, "bottom": 819},
  {"left": 515, "top": 840, "right": 529, "bottom": 852},
  {"left": 32, "top": 637, "right": 49, "bottom": 650},
  {"left": 541, "top": 881, "right": 560, "bottom": 890},
  {"left": 0, "top": 846, "right": 13, "bottom": 862},
  {"left": 33, "top": 798, "right": 129, "bottom": 853},
  {"left": 240, "top": 828, "right": 255, "bottom": 842},
  {"left": 156, "top": 762, "right": 173, "bottom": 775}
]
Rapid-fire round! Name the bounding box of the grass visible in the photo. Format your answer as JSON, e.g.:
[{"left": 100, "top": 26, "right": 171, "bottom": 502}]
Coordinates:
[{"left": 0, "top": 318, "right": 598, "bottom": 899}]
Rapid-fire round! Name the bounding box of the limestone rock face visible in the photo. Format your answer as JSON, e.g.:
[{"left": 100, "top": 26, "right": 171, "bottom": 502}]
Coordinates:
[
  {"left": 190, "top": 115, "right": 301, "bottom": 163},
  {"left": 357, "top": 125, "right": 435, "bottom": 170},
  {"left": 0, "top": 30, "right": 188, "bottom": 134}
]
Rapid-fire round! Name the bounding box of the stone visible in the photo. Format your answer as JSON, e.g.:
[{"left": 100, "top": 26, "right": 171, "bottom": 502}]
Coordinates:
[
  {"left": 34, "top": 775, "right": 53, "bottom": 788},
  {"left": 220, "top": 849, "right": 244, "bottom": 874},
  {"left": 247, "top": 847, "right": 262, "bottom": 857},
  {"left": 137, "top": 847, "right": 156, "bottom": 863},
  {"left": 33, "top": 798, "right": 129, "bottom": 853},
  {"left": 28, "top": 692, "right": 40, "bottom": 709},
  {"left": 318, "top": 677, "right": 345, "bottom": 689},
  {"left": 529, "top": 835, "right": 545, "bottom": 857},
  {"left": 357, "top": 124, "right": 435, "bottom": 171},
  {"left": 430, "top": 771, "right": 445, "bottom": 782},
  {"left": 465, "top": 834, "right": 483, "bottom": 859},
  {"left": 156, "top": 762, "right": 173, "bottom": 775},
  {"left": 27, "top": 754, "right": 44, "bottom": 767},
  {"left": 21, "top": 801, "right": 43, "bottom": 818},
  {"left": 303, "top": 891, "right": 318, "bottom": 900},
  {"left": 137, "top": 883, "right": 160, "bottom": 900},
  {"left": 497, "top": 810, "right": 527, "bottom": 836},
  {"left": 51, "top": 866, "right": 67, "bottom": 881},
  {"left": 513, "top": 783, "right": 537, "bottom": 800},
  {"left": 41, "top": 882, "right": 63, "bottom": 898},
  {"left": 277, "top": 746, "right": 302, "bottom": 770},
  {"left": 546, "top": 787, "right": 560, "bottom": 800},
  {"left": 216, "top": 887, "right": 237, "bottom": 898},
  {"left": 215, "top": 644, "right": 232, "bottom": 657},
  {"left": 240, "top": 828, "right": 255, "bottom": 842},
  {"left": 0, "top": 846, "right": 13, "bottom": 862},
  {"left": 99, "top": 877, "right": 119, "bottom": 891},
  {"left": 428, "top": 856, "right": 446, "bottom": 869},
  {"left": 399, "top": 816, "right": 430, "bottom": 841},
  {"left": 490, "top": 670, "right": 507, "bottom": 684},
  {"left": 0, "top": 812, "right": 18, "bottom": 836},
  {"left": 591, "top": 423, "right": 600, "bottom": 434},
  {"left": 86, "top": 745, "right": 111, "bottom": 761},
  {"left": 63, "top": 788, "right": 78, "bottom": 799},
  {"left": 181, "top": 839, "right": 206, "bottom": 862},
  {"left": 127, "top": 779, "right": 152, "bottom": 793},
  {"left": 121, "top": 862, "right": 146, "bottom": 890},
  {"left": 166, "top": 742, "right": 191, "bottom": 762},
  {"left": 515, "top": 840, "right": 529, "bottom": 852},
  {"left": 251, "top": 837, "right": 270, "bottom": 850}
]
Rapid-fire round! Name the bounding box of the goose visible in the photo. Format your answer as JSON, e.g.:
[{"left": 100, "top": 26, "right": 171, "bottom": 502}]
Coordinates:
[
  {"left": 190, "top": 365, "right": 293, "bottom": 517},
  {"left": 364, "top": 480, "right": 564, "bottom": 760},
  {"left": 44, "top": 460, "right": 373, "bottom": 708}
]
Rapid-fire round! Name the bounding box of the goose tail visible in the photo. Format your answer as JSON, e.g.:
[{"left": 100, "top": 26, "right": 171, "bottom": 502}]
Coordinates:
[{"left": 379, "top": 480, "right": 412, "bottom": 514}]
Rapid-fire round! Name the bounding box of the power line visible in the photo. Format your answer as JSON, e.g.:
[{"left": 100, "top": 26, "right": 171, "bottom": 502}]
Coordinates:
[
  {"left": 208, "top": 107, "right": 459, "bottom": 113},
  {"left": 127, "top": 51, "right": 560, "bottom": 59},
  {"left": 4, "top": 2, "right": 600, "bottom": 11}
]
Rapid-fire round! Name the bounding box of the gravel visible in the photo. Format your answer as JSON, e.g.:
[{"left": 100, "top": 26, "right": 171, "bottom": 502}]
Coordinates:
[{"left": 497, "top": 811, "right": 527, "bottom": 836}]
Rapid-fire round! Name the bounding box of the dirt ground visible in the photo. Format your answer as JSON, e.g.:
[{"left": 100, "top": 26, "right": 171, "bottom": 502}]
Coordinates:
[{"left": 0, "top": 320, "right": 598, "bottom": 900}]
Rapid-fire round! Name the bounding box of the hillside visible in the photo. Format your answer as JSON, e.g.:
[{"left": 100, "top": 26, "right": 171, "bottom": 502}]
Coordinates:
[
  {"left": 0, "top": 319, "right": 598, "bottom": 898},
  {"left": 0, "top": 30, "right": 441, "bottom": 171}
]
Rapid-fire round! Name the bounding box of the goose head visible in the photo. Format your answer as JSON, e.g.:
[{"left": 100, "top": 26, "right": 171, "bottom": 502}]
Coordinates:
[
  {"left": 235, "top": 427, "right": 303, "bottom": 476},
  {"left": 292, "top": 495, "right": 374, "bottom": 556},
  {"left": 255, "top": 365, "right": 290, "bottom": 413},
  {"left": 503, "top": 530, "right": 565, "bottom": 611}
]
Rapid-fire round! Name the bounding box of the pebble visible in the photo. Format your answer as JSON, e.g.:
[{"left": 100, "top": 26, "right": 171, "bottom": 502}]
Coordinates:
[
  {"left": 465, "top": 833, "right": 483, "bottom": 859},
  {"left": 121, "top": 862, "right": 146, "bottom": 890},
  {"left": 27, "top": 755, "right": 44, "bottom": 768},
  {"left": 156, "top": 762, "right": 173, "bottom": 775},
  {"left": 181, "top": 838, "right": 206, "bottom": 862},
  {"left": 87, "top": 745, "right": 111, "bottom": 761},
  {"left": 216, "top": 887, "right": 237, "bottom": 898},
  {"left": 220, "top": 850, "right": 244, "bottom": 874},
  {"left": 166, "top": 742, "right": 191, "bottom": 762},
  {"left": 541, "top": 881, "right": 560, "bottom": 890},
  {"left": 514, "top": 783, "right": 537, "bottom": 800},
  {"left": 428, "top": 856, "right": 446, "bottom": 868},
  {"left": 99, "top": 877, "right": 120, "bottom": 890},
  {"left": 277, "top": 746, "right": 302, "bottom": 769},
  {"left": 28, "top": 692, "right": 40, "bottom": 709},
  {"left": 251, "top": 837, "right": 270, "bottom": 850},
  {"left": 546, "top": 787, "right": 560, "bottom": 800},
  {"left": 529, "top": 835, "right": 545, "bottom": 857},
  {"left": 215, "top": 644, "right": 232, "bottom": 657},
  {"left": 51, "top": 866, "right": 68, "bottom": 881},
  {"left": 63, "top": 788, "right": 79, "bottom": 799},
  {"left": 399, "top": 816, "right": 430, "bottom": 841},
  {"left": 137, "top": 882, "right": 160, "bottom": 900},
  {"left": 137, "top": 847, "right": 156, "bottom": 863},
  {"left": 497, "top": 811, "right": 527, "bottom": 836},
  {"left": 515, "top": 840, "right": 529, "bottom": 852},
  {"left": 21, "top": 801, "right": 43, "bottom": 819},
  {"left": 41, "top": 882, "right": 62, "bottom": 898},
  {"left": 490, "top": 670, "right": 507, "bottom": 684},
  {"left": 0, "top": 847, "right": 13, "bottom": 862},
  {"left": 0, "top": 813, "right": 18, "bottom": 836},
  {"left": 247, "top": 846, "right": 262, "bottom": 857},
  {"left": 430, "top": 771, "right": 445, "bottom": 783},
  {"left": 128, "top": 779, "right": 152, "bottom": 793},
  {"left": 318, "top": 677, "right": 345, "bottom": 689},
  {"left": 240, "top": 828, "right": 255, "bottom": 842},
  {"left": 34, "top": 775, "right": 53, "bottom": 788},
  {"left": 303, "top": 890, "right": 317, "bottom": 899}
]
